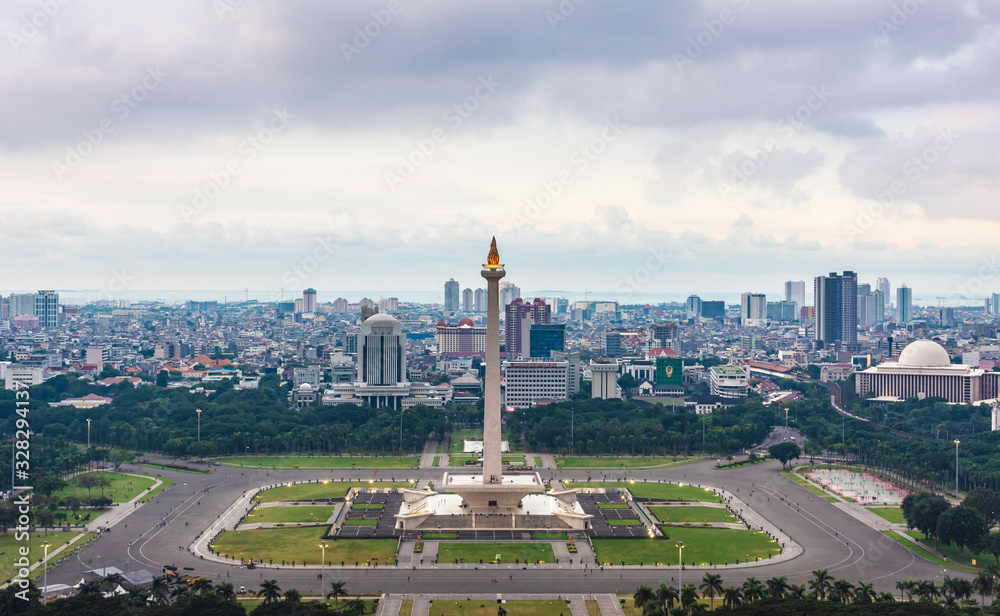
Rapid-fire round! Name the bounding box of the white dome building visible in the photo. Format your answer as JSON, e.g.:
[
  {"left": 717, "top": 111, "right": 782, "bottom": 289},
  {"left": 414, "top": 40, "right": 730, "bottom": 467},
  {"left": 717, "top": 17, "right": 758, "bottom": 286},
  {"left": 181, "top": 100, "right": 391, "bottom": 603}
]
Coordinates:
[{"left": 856, "top": 339, "right": 1000, "bottom": 403}]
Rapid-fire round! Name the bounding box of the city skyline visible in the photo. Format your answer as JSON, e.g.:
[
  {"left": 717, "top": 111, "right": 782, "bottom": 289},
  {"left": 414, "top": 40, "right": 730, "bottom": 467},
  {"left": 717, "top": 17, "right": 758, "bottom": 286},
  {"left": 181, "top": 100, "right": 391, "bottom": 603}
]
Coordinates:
[{"left": 2, "top": 2, "right": 1000, "bottom": 295}]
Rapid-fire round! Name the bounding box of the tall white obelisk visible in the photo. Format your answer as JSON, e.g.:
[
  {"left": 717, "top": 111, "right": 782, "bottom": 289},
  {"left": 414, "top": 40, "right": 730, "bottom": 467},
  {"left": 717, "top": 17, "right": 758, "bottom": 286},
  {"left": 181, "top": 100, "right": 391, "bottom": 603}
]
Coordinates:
[{"left": 481, "top": 237, "right": 505, "bottom": 484}]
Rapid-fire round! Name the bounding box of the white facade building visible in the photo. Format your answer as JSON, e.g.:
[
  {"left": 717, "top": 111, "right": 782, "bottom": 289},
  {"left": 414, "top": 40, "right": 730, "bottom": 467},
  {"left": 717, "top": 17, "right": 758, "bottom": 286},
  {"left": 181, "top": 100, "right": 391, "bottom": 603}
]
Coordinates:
[
  {"left": 590, "top": 358, "right": 619, "bottom": 400},
  {"left": 502, "top": 358, "right": 570, "bottom": 408},
  {"left": 709, "top": 365, "right": 749, "bottom": 399}
]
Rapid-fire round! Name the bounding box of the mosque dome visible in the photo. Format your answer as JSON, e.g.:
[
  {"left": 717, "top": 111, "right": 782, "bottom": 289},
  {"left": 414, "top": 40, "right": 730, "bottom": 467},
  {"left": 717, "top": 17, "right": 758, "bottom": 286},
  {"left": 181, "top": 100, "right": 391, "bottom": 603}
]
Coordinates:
[{"left": 897, "top": 339, "right": 951, "bottom": 367}]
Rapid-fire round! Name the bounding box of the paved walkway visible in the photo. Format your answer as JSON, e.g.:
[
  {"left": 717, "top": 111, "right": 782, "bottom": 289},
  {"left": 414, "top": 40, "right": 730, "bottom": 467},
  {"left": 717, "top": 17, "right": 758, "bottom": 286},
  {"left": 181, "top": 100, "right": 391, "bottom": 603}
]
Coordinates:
[
  {"left": 595, "top": 593, "right": 625, "bottom": 615},
  {"left": 419, "top": 442, "right": 438, "bottom": 470},
  {"left": 537, "top": 454, "right": 558, "bottom": 470},
  {"left": 832, "top": 501, "right": 897, "bottom": 531},
  {"left": 377, "top": 593, "right": 619, "bottom": 616},
  {"left": 85, "top": 472, "right": 165, "bottom": 532}
]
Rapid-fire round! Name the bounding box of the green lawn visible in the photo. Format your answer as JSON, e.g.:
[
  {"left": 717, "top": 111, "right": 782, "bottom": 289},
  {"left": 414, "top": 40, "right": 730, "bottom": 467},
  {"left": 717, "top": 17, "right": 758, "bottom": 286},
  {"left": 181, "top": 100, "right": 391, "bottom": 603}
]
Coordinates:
[
  {"left": 0, "top": 531, "right": 78, "bottom": 584},
  {"left": 650, "top": 506, "right": 736, "bottom": 524},
  {"left": 555, "top": 456, "right": 695, "bottom": 469},
  {"left": 138, "top": 475, "right": 173, "bottom": 502},
  {"left": 255, "top": 482, "right": 414, "bottom": 503},
  {"left": 353, "top": 503, "right": 383, "bottom": 510},
  {"left": 213, "top": 528, "right": 397, "bottom": 565},
  {"left": 868, "top": 507, "right": 905, "bottom": 524},
  {"left": 449, "top": 455, "right": 526, "bottom": 464},
  {"left": 433, "top": 457, "right": 440, "bottom": 467},
  {"left": 217, "top": 455, "right": 419, "bottom": 469},
  {"left": 881, "top": 531, "right": 979, "bottom": 574},
  {"left": 52, "top": 471, "right": 157, "bottom": 504},
  {"left": 435, "top": 444, "right": 442, "bottom": 454},
  {"left": 247, "top": 506, "right": 334, "bottom": 524},
  {"left": 608, "top": 519, "right": 642, "bottom": 526},
  {"left": 530, "top": 533, "right": 568, "bottom": 540},
  {"left": 598, "top": 503, "right": 629, "bottom": 509},
  {"left": 593, "top": 527, "right": 780, "bottom": 566},
  {"left": 569, "top": 482, "right": 723, "bottom": 503},
  {"left": 904, "top": 530, "right": 990, "bottom": 569},
  {"left": 437, "top": 542, "right": 555, "bottom": 563},
  {"left": 343, "top": 519, "right": 378, "bottom": 526},
  {"left": 422, "top": 532, "right": 458, "bottom": 539},
  {"left": 429, "top": 600, "right": 571, "bottom": 616},
  {"left": 534, "top": 456, "right": 543, "bottom": 467},
  {"left": 780, "top": 470, "right": 836, "bottom": 499}
]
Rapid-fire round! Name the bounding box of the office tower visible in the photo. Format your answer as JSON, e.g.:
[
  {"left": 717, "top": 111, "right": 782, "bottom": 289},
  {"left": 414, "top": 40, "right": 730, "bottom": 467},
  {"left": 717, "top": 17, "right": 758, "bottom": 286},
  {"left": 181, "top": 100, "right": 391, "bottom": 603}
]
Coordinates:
[
  {"left": 0, "top": 297, "right": 7, "bottom": 319},
  {"left": 9, "top": 293, "right": 36, "bottom": 317},
  {"left": 35, "top": 290, "right": 59, "bottom": 328},
  {"left": 462, "top": 288, "right": 473, "bottom": 312},
  {"left": 897, "top": 285, "right": 913, "bottom": 323},
  {"left": 550, "top": 349, "right": 581, "bottom": 395},
  {"left": 357, "top": 314, "right": 405, "bottom": 385},
  {"left": 740, "top": 292, "right": 767, "bottom": 327},
  {"left": 499, "top": 281, "right": 520, "bottom": 308},
  {"left": 474, "top": 288, "right": 485, "bottom": 312},
  {"left": 332, "top": 298, "right": 349, "bottom": 313},
  {"left": 590, "top": 358, "right": 620, "bottom": 400},
  {"left": 685, "top": 295, "right": 702, "bottom": 316},
  {"left": 767, "top": 300, "right": 798, "bottom": 322},
  {"left": 529, "top": 323, "right": 565, "bottom": 358},
  {"left": 378, "top": 297, "right": 398, "bottom": 312},
  {"left": 873, "top": 290, "right": 885, "bottom": 323},
  {"left": 991, "top": 293, "right": 1000, "bottom": 316},
  {"left": 784, "top": 281, "right": 805, "bottom": 316},
  {"left": 444, "top": 279, "right": 460, "bottom": 312},
  {"left": 701, "top": 300, "right": 725, "bottom": 319},
  {"left": 877, "top": 277, "right": 891, "bottom": 308},
  {"left": 939, "top": 307, "right": 955, "bottom": 326},
  {"left": 649, "top": 323, "right": 680, "bottom": 349},
  {"left": 302, "top": 288, "right": 317, "bottom": 313},
  {"left": 814, "top": 271, "right": 858, "bottom": 347},
  {"left": 605, "top": 331, "right": 622, "bottom": 357},
  {"left": 857, "top": 284, "right": 875, "bottom": 328},
  {"left": 504, "top": 298, "right": 551, "bottom": 358}
]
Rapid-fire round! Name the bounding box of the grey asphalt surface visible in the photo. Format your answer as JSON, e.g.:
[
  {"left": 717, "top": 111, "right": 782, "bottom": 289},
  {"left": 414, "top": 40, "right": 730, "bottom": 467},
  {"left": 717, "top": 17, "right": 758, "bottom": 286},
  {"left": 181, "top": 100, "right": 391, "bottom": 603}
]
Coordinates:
[{"left": 44, "top": 442, "right": 956, "bottom": 596}]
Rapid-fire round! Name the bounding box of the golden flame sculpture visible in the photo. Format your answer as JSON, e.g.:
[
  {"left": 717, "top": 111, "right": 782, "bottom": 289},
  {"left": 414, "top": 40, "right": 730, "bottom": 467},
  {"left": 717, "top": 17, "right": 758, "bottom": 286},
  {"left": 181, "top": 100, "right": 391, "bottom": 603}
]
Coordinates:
[{"left": 484, "top": 236, "right": 503, "bottom": 269}]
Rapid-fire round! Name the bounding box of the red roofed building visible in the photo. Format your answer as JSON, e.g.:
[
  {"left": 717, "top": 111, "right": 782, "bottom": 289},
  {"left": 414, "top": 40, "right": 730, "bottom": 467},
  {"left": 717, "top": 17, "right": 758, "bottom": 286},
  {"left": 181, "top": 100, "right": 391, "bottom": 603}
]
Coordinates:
[{"left": 436, "top": 319, "right": 486, "bottom": 358}]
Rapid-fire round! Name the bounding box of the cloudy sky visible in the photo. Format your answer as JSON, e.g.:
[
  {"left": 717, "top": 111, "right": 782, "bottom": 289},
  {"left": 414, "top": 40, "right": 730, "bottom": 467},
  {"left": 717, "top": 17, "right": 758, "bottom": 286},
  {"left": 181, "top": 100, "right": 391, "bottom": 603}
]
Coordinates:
[{"left": 2, "top": 0, "right": 1000, "bottom": 304}]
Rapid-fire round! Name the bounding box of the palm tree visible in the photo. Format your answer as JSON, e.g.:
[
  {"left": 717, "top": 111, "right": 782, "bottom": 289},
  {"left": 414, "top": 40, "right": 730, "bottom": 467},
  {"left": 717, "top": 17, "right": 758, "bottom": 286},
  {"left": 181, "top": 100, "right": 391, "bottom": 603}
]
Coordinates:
[
  {"left": 258, "top": 579, "right": 282, "bottom": 604},
  {"left": 170, "top": 585, "right": 190, "bottom": 601},
  {"left": 345, "top": 597, "right": 367, "bottom": 616},
  {"left": 284, "top": 588, "right": 302, "bottom": 603},
  {"left": 126, "top": 588, "right": 148, "bottom": 607},
  {"left": 830, "top": 579, "right": 854, "bottom": 604},
  {"left": 329, "top": 579, "right": 348, "bottom": 606},
  {"left": 642, "top": 601, "right": 665, "bottom": 616},
  {"left": 215, "top": 581, "right": 237, "bottom": 605},
  {"left": 786, "top": 583, "right": 807, "bottom": 599},
  {"left": 915, "top": 579, "right": 939, "bottom": 601},
  {"left": 723, "top": 585, "right": 743, "bottom": 609},
  {"left": 974, "top": 569, "right": 995, "bottom": 606},
  {"left": 78, "top": 580, "right": 102, "bottom": 595},
  {"left": 765, "top": 576, "right": 790, "bottom": 599},
  {"left": 699, "top": 573, "right": 723, "bottom": 610},
  {"left": 875, "top": 592, "right": 896, "bottom": 603},
  {"left": 150, "top": 576, "right": 170, "bottom": 605},
  {"left": 942, "top": 592, "right": 958, "bottom": 608},
  {"left": 634, "top": 585, "right": 656, "bottom": 609},
  {"left": 896, "top": 579, "right": 915, "bottom": 601},
  {"left": 680, "top": 584, "right": 698, "bottom": 610},
  {"left": 656, "top": 583, "right": 679, "bottom": 612},
  {"left": 809, "top": 569, "right": 833, "bottom": 601},
  {"left": 101, "top": 572, "right": 124, "bottom": 593},
  {"left": 741, "top": 577, "right": 764, "bottom": 603},
  {"left": 954, "top": 578, "right": 973, "bottom": 602},
  {"left": 191, "top": 577, "right": 214, "bottom": 595},
  {"left": 853, "top": 582, "right": 876, "bottom": 604}
]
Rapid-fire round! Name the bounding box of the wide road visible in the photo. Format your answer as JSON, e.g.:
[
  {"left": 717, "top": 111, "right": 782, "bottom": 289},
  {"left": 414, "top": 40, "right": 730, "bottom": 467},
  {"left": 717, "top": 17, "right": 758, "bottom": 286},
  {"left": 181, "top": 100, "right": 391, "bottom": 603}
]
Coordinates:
[{"left": 45, "top": 449, "right": 954, "bottom": 596}]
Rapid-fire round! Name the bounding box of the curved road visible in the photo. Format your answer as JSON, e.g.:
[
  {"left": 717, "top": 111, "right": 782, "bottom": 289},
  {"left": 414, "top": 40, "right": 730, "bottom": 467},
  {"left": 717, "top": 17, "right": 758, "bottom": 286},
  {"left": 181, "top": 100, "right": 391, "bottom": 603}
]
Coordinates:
[{"left": 44, "top": 452, "right": 956, "bottom": 596}]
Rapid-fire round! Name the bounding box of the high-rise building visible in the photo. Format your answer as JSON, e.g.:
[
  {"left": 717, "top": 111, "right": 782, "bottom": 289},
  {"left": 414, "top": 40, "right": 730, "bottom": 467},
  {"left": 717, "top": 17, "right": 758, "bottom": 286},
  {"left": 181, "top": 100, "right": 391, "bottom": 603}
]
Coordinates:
[
  {"left": 378, "top": 297, "right": 398, "bottom": 312},
  {"left": 939, "top": 307, "right": 955, "bottom": 326},
  {"left": 605, "top": 331, "right": 622, "bottom": 357},
  {"left": 504, "top": 298, "right": 551, "bottom": 358},
  {"left": 474, "top": 288, "right": 485, "bottom": 312},
  {"left": 701, "top": 300, "right": 725, "bottom": 319},
  {"left": 814, "top": 271, "right": 858, "bottom": 347},
  {"left": 35, "top": 290, "right": 59, "bottom": 328},
  {"left": 989, "top": 293, "right": 1000, "bottom": 316},
  {"left": 877, "top": 277, "right": 891, "bottom": 308},
  {"left": 685, "top": 295, "right": 702, "bottom": 316},
  {"left": 767, "top": 300, "right": 798, "bottom": 322},
  {"left": 590, "top": 358, "right": 619, "bottom": 400},
  {"left": 436, "top": 318, "right": 486, "bottom": 358},
  {"left": 857, "top": 284, "right": 875, "bottom": 328},
  {"left": 9, "top": 293, "right": 36, "bottom": 317},
  {"left": 873, "top": 290, "right": 885, "bottom": 323},
  {"left": 444, "top": 279, "right": 460, "bottom": 312},
  {"left": 740, "top": 293, "right": 767, "bottom": 327},
  {"left": 498, "top": 282, "right": 520, "bottom": 308},
  {"left": 502, "top": 358, "right": 571, "bottom": 408},
  {"left": 529, "top": 323, "right": 565, "bottom": 358},
  {"left": 302, "top": 288, "right": 317, "bottom": 313},
  {"left": 649, "top": 323, "right": 680, "bottom": 349},
  {"left": 897, "top": 285, "right": 913, "bottom": 323},
  {"left": 357, "top": 314, "right": 405, "bottom": 386},
  {"left": 462, "top": 288, "right": 473, "bottom": 312},
  {"left": 784, "top": 281, "right": 805, "bottom": 316},
  {"left": 333, "top": 297, "right": 349, "bottom": 313}
]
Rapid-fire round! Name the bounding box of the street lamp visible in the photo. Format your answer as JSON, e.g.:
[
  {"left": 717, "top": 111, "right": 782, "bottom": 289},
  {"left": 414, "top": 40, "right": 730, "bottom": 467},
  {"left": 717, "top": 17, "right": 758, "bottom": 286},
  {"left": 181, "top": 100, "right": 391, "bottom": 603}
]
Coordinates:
[
  {"left": 319, "top": 541, "right": 327, "bottom": 601},
  {"left": 42, "top": 541, "right": 50, "bottom": 605},
  {"left": 784, "top": 408, "right": 789, "bottom": 429},
  {"left": 676, "top": 541, "right": 684, "bottom": 594},
  {"left": 87, "top": 418, "right": 92, "bottom": 469},
  {"left": 954, "top": 440, "right": 960, "bottom": 495},
  {"left": 196, "top": 409, "right": 202, "bottom": 442}
]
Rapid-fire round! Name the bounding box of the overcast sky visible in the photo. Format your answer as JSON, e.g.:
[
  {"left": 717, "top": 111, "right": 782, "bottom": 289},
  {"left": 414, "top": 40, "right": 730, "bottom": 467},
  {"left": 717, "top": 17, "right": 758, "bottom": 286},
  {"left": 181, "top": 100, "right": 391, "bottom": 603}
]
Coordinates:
[{"left": 2, "top": 1, "right": 1000, "bottom": 303}]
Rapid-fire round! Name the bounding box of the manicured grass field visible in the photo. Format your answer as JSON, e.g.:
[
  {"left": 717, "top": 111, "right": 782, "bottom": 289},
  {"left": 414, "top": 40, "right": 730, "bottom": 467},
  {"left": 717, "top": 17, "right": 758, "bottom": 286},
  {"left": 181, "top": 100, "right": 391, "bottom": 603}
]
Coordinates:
[
  {"left": 52, "top": 471, "right": 157, "bottom": 504},
  {"left": 422, "top": 532, "right": 458, "bottom": 539},
  {"left": 353, "top": 503, "right": 383, "bottom": 510},
  {"left": 593, "top": 527, "right": 779, "bottom": 565},
  {"left": 218, "top": 455, "right": 419, "bottom": 469},
  {"left": 608, "top": 519, "right": 641, "bottom": 526},
  {"left": 433, "top": 457, "right": 440, "bottom": 467},
  {"left": 450, "top": 455, "right": 525, "bottom": 464},
  {"left": 0, "top": 531, "right": 78, "bottom": 584},
  {"left": 868, "top": 507, "right": 905, "bottom": 524},
  {"left": 213, "top": 528, "right": 397, "bottom": 565},
  {"left": 904, "top": 530, "right": 988, "bottom": 568},
  {"left": 569, "top": 482, "right": 722, "bottom": 503},
  {"left": 650, "top": 506, "right": 736, "bottom": 524},
  {"left": 437, "top": 542, "right": 555, "bottom": 563},
  {"left": 531, "top": 532, "right": 568, "bottom": 540},
  {"left": 429, "top": 600, "right": 571, "bottom": 615},
  {"left": 247, "top": 506, "right": 334, "bottom": 524},
  {"left": 781, "top": 470, "right": 838, "bottom": 499},
  {"left": 255, "top": 482, "right": 414, "bottom": 503},
  {"left": 555, "top": 456, "right": 693, "bottom": 469},
  {"left": 598, "top": 503, "right": 629, "bottom": 509},
  {"left": 343, "top": 519, "right": 378, "bottom": 526},
  {"left": 534, "top": 456, "right": 543, "bottom": 467}
]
